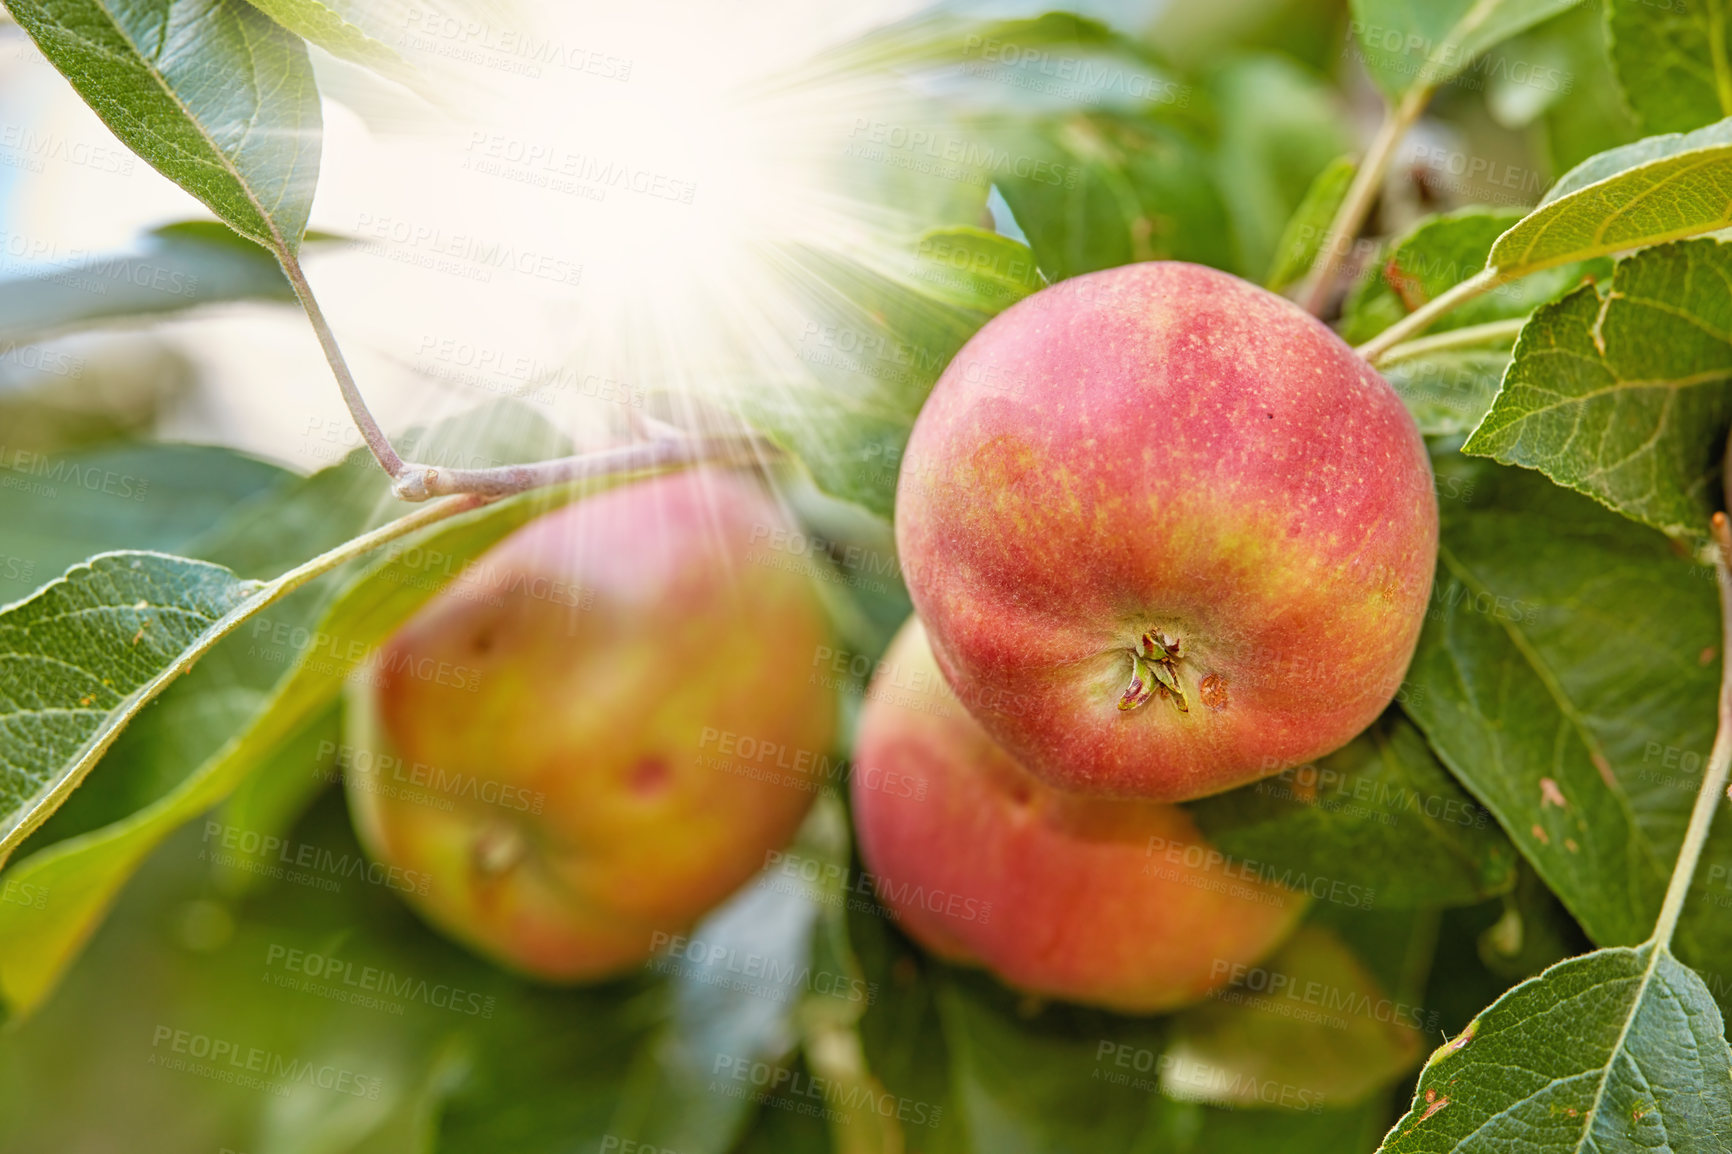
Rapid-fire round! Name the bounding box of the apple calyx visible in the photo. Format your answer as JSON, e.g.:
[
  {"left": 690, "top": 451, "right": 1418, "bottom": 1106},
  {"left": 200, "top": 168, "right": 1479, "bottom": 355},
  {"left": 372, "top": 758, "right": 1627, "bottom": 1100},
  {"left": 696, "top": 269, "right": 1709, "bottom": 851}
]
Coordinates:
[
  {"left": 1117, "top": 631, "right": 1188, "bottom": 714},
  {"left": 472, "top": 821, "right": 530, "bottom": 878}
]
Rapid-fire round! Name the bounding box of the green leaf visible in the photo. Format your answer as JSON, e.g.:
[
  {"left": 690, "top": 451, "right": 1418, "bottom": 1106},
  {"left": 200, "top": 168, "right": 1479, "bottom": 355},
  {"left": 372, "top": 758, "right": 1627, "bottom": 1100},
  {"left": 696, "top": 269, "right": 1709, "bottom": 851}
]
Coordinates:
[
  {"left": 1466, "top": 239, "right": 1732, "bottom": 541},
  {"left": 1189, "top": 713, "right": 1518, "bottom": 909},
  {"left": 1488, "top": 118, "right": 1732, "bottom": 277},
  {"left": 0, "top": 784, "right": 817, "bottom": 1153},
  {"left": 0, "top": 552, "right": 264, "bottom": 865},
  {"left": 932, "top": 972, "right": 1395, "bottom": 1151},
  {"left": 441, "top": 838, "right": 826, "bottom": 1153},
  {"left": 1346, "top": 0, "right": 1585, "bottom": 100},
  {"left": 241, "top": 0, "right": 416, "bottom": 86},
  {"left": 1163, "top": 926, "right": 1424, "bottom": 1109},
  {"left": 1378, "top": 943, "right": 1732, "bottom": 1151},
  {"left": 0, "top": 221, "right": 299, "bottom": 345},
  {"left": 0, "top": 441, "right": 288, "bottom": 605},
  {"left": 6, "top": 0, "right": 322, "bottom": 253},
  {"left": 1518, "top": 0, "right": 1641, "bottom": 173},
  {"left": 1608, "top": 0, "right": 1732, "bottom": 135},
  {"left": 1399, "top": 455, "right": 1718, "bottom": 951},
  {"left": 1382, "top": 348, "right": 1511, "bottom": 436},
  {"left": 1266, "top": 153, "right": 1356, "bottom": 291},
  {"left": 0, "top": 471, "right": 634, "bottom": 1016},
  {"left": 907, "top": 227, "right": 1046, "bottom": 313},
  {"left": 984, "top": 109, "right": 1236, "bottom": 280},
  {"left": 742, "top": 233, "right": 1036, "bottom": 519},
  {"left": 1213, "top": 56, "right": 1352, "bottom": 282}
]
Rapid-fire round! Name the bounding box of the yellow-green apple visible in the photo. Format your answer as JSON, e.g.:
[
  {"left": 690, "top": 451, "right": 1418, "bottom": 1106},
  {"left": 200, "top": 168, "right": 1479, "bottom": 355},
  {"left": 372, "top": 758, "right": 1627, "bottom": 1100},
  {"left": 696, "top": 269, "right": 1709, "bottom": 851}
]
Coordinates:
[
  {"left": 850, "top": 618, "right": 1306, "bottom": 1013},
  {"left": 895, "top": 261, "right": 1437, "bottom": 801},
  {"left": 344, "top": 468, "right": 835, "bottom": 981}
]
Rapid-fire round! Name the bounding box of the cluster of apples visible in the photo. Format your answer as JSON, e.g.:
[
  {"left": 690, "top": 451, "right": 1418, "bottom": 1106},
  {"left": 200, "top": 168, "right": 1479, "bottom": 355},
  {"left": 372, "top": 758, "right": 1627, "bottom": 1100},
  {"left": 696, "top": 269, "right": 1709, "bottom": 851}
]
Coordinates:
[{"left": 346, "top": 263, "right": 1438, "bottom": 1013}]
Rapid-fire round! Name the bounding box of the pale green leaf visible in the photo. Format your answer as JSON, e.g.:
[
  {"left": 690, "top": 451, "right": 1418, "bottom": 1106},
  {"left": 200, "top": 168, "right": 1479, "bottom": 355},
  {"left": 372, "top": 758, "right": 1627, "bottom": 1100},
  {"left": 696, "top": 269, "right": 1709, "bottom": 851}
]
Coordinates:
[
  {"left": 1164, "top": 927, "right": 1424, "bottom": 1109},
  {"left": 243, "top": 0, "right": 413, "bottom": 83},
  {"left": 1347, "top": 0, "right": 1585, "bottom": 100},
  {"left": 5, "top": 0, "right": 322, "bottom": 252},
  {"left": 1266, "top": 153, "right": 1355, "bottom": 291},
  {"left": 1489, "top": 118, "right": 1732, "bottom": 276},
  {"left": 0, "top": 221, "right": 297, "bottom": 345},
  {"left": 1383, "top": 348, "right": 1511, "bottom": 436}
]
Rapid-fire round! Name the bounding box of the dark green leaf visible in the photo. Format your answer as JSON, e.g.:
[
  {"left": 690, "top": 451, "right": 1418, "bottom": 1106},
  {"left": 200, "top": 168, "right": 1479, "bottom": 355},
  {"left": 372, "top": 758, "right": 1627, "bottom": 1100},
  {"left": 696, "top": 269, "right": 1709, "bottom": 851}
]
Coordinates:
[
  {"left": 1190, "top": 713, "right": 1518, "bottom": 909},
  {"left": 1400, "top": 455, "right": 1717, "bottom": 950},
  {"left": 985, "top": 110, "right": 1235, "bottom": 280},
  {"left": 0, "top": 221, "right": 299, "bottom": 345},
  {"left": 1163, "top": 926, "right": 1424, "bottom": 1109},
  {"left": 1608, "top": 0, "right": 1732, "bottom": 135},
  {"left": 742, "top": 234, "right": 1034, "bottom": 519},
  {"left": 6, "top": 0, "right": 321, "bottom": 252},
  {"left": 1378, "top": 944, "right": 1732, "bottom": 1152},
  {"left": 1212, "top": 56, "right": 1352, "bottom": 280},
  {"left": 1517, "top": 0, "right": 1641, "bottom": 173},
  {"left": 1466, "top": 239, "right": 1732, "bottom": 541},
  {"left": 0, "top": 441, "right": 287, "bottom": 605}
]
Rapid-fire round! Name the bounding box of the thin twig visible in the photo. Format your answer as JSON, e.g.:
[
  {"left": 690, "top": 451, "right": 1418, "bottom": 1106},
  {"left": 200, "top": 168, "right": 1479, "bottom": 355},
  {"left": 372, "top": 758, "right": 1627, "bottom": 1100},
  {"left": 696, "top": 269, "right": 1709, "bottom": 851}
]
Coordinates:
[
  {"left": 394, "top": 433, "right": 783, "bottom": 500},
  {"left": 1356, "top": 267, "right": 1510, "bottom": 365},
  {"left": 278, "top": 250, "right": 407, "bottom": 480},
  {"left": 278, "top": 251, "right": 776, "bottom": 501},
  {"left": 1653, "top": 512, "right": 1732, "bottom": 949},
  {"left": 1372, "top": 317, "right": 1529, "bottom": 366},
  {"left": 1300, "top": 85, "right": 1430, "bottom": 318}
]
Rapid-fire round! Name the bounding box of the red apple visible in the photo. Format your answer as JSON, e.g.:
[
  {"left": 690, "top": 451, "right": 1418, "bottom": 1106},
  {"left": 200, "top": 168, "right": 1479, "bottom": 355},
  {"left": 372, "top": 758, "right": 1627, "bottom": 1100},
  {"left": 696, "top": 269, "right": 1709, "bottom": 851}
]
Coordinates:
[
  {"left": 344, "top": 468, "right": 834, "bottom": 981},
  {"left": 850, "top": 618, "right": 1307, "bottom": 1013},
  {"left": 895, "top": 261, "right": 1437, "bottom": 801}
]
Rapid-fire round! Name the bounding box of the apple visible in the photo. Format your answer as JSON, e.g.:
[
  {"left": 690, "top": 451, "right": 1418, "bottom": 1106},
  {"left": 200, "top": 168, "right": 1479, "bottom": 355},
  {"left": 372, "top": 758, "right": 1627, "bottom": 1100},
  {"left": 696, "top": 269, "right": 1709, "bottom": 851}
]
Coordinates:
[
  {"left": 895, "top": 261, "right": 1437, "bottom": 801},
  {"left": 344, "top": 469, "right": 835, "bottom": 981},
  {"left": 850, "top": 618, "right": 1307, "bottom": 1013}
]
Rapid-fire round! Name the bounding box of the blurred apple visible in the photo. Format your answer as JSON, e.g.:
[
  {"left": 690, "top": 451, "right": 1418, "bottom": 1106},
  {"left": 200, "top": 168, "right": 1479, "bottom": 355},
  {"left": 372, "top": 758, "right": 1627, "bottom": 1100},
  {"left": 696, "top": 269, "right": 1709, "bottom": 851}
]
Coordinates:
[{"left": 345, "top": 468, "right": 835, "bottom": 981}]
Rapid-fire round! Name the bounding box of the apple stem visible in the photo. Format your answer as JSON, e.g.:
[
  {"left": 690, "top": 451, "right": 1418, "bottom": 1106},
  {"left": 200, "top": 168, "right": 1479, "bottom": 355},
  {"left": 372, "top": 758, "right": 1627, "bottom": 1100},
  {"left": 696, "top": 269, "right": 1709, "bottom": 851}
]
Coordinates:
[{"left": 1356, "top": 268, "right": 1511, "bottom": 365}]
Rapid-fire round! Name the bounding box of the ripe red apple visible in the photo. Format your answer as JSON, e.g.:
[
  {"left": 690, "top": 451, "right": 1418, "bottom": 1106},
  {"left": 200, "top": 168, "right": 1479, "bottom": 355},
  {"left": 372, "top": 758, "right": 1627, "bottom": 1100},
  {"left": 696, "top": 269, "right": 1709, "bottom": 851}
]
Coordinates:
[
  {"left": 895, "top": 261, "right": 1437, "bottom": 801},
  {"left": 850, "top": 618, "right": 1306, "bottom": 1013},
  {"left": 344, "top": 469, "right": 835, "bottom": 981}
]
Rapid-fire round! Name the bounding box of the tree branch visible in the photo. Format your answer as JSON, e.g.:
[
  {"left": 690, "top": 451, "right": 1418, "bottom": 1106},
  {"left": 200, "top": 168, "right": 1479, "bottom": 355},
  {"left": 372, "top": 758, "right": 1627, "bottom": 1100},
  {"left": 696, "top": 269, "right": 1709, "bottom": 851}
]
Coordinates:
[
  {"left": 1300, "top": 85, "right": 1430, "bottom": 318},
  {"left": 392, "top": 431, "right": 783, "bottom": 501}
]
